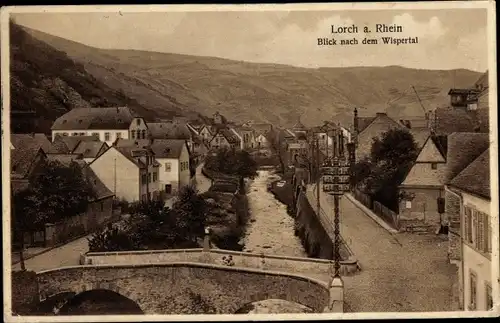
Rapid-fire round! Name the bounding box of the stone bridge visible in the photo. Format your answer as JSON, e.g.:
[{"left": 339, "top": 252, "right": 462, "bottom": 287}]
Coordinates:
[
  {"left": 36, "top": 262, "right": 334, "bottom": 314},
  {"left": 80, "top": 248, "right": 359, "bottom": 279}
]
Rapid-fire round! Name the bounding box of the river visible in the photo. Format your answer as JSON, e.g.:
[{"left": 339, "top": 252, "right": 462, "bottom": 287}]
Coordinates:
[{"left": 241, "top": 169, "right": 310, "bottom": 313}]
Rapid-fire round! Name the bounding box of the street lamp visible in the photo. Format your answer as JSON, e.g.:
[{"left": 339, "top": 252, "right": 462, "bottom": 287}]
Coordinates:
[{"left": 320, "top": 127, "right": 350, "bottom": 278}]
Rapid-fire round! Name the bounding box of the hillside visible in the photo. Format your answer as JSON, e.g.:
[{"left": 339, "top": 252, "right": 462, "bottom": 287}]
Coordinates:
[
  {"left": 13, "top": 23, "right": 484, "bottom": 131},
  {"left": 9, "top": 22, "right": 190, "bottom": 134}
]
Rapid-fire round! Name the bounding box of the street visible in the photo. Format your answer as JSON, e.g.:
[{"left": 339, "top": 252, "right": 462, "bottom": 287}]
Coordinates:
[{"left": 307, "top": 186, "right": 456, "bottom": 312}]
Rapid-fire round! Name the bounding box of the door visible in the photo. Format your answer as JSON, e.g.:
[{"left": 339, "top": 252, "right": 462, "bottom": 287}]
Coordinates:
[{"left": 165, "top": 184, "right": 172, "bottom": 194}]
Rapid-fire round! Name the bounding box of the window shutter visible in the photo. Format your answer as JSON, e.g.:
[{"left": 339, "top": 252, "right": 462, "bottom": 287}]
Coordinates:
[
  {"left": 464, "top": 207, "right": 471, "bottom": 243},
  {"left": 484, "top": 214, "right": 491, "bottom": 253},
  {"left": 477, "top": 212, "right": 484, "bottom": 252}
]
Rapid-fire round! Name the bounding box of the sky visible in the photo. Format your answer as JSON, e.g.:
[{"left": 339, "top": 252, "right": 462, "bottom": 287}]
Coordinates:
[{"left": 11, "top": 8, "right": 489, "bottom": 72}]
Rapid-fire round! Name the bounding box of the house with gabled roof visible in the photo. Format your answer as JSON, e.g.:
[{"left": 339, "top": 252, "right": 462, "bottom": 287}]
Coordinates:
[
  {"left": 10, "top": 143, "right": 47, "bottom": 195},
  {"left": 150, "top": 139, "right": 191, "bottom": 195},
  {"left": 197, "top": 124, "right": 213, "bottom": 143},
  {"left": 10, "top": 133, "right": 52, "bottom": 154},
  {"left": 209, "top": 128, "right": 241, "bottom": 150},
  {"left": 445, "top": 144, "right": 493, "bottom": 312},
  {"left": 72, "top": 141, "right": 109, "bottom": 164},
  {"left": 231, "top": 125, "right": 256, "bottom": 150},
  {"left": 353, "top": 110, "right": 405, "bottom": 161},
  {"left": 146, "top": 120, "right": 194, "bottom": 151},
  {"left": 399, "top": 134, "right": 448, "bottom": 227},
  {"left": 89, "top": 144, "right": 160, "bottom": 202},
  {"left": 51, "top": 107, "right": 138, "bottom": 145}
]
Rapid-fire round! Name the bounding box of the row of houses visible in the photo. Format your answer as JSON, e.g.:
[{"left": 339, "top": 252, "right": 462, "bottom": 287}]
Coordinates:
[{"left": 346, "top": 71, "right": 496, "bottom": 311}]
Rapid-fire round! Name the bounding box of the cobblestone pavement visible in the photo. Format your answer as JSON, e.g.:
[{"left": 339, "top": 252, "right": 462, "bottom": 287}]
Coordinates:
[{"left": 307, "top": 186, "right": 456, "bottom": 312}]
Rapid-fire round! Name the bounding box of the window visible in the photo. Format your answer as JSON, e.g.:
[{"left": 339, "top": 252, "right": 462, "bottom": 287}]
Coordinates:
[
  {"left": 469, "top": 271, "right": 477, "bottom": 310},
  {"left": 104, "top": 132, "right": 110, "bottom": 141},
  {"left": 137, "top": 119, "right": 141, "bottom": 126},
  {"left": 141, "top": 174, "right": 147, "bottom": 184},
  {"left": 165, "top": 162, "right": 171, "bottom": 172},
  {"left": 62, "top": 132, "right": 68, "bottom": 136},
  {"left": 131, "top": 130, "right": 136, "bottom": 139},
  {"left": 431, "top": 163, "right": 437, "bottom": 170},
  {"left": 72, "top": 132, "right": 78, "bottom": 136},
  {"left": 153, "top": 172, "right": 158, "bottom": 182},
  {"left": 80, "top": 132, "right": 86, "bottom": 136},
  {"left": 148, "top": 173, "right": 151, "bottom": 183},
  {"left": 141, "top": 130, "right": 146, "bottom": 139},
  {"left": 91, "top": 132, "right": 99, "bottom": 138},
  {"left": 486, "top": 283, "right": 493, "bottom": 310},
  {"left": 116, "top": 132, "right": 122, "bottom": 139}
]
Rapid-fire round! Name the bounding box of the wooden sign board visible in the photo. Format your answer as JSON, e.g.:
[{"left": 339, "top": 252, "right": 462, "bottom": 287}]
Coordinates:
[
  {"left": 321, "top": 166, "right": 350, "bottom": 176},
  {"left": 322, "top": 175, "right": 350, "bottom": 184}
]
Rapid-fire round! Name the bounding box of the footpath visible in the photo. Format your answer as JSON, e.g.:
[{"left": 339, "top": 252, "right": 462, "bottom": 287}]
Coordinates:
[{"left": 305, "top": 185, "right": 456, "bottom": 312}]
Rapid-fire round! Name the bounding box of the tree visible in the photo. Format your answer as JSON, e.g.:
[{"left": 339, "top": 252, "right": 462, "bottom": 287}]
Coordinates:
[
  {"left": 88, "top": 224, "right": 141, "bottom": 252},
  {"left": 28, "top": 160, "right": 95, "bottom": 224},
  {"left": 205, "top": 147, "right": 258, "bottom": 193},
  {"left": 11, "top": 161, "right": 95, "bottom": 267},
  {"left": 355, "top": 128, "right": 418, "bottom": 211},
  {"left": 173, "top": 185, "right": 208, "bottom": 243},
  {"left": 267, "top": 129, "right": 287, "bottom": 173}
]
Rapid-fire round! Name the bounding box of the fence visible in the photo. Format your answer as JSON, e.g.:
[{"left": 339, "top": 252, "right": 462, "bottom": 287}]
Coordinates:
[{"left": 353, "top": 188, "right": 400, "bottom": 230}]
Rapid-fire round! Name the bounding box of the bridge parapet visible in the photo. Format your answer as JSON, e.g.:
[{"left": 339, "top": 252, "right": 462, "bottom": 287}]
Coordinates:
[
  {"left": 36, "top": 262, "right": 336, "bottom": 314},
  {"left": 82, "top": 248, "right": 359, "bottom": 278}
]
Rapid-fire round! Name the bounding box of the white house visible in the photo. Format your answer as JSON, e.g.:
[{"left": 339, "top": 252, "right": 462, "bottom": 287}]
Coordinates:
[
  {"left": 446, "top": 148, "right": 494, "bottom": 311},
  {"left": 51, "top": 107, "right": 138, "bottom": 146},
  {"left": 89, "top": 145, "right": 160, "bottom": 202},
  {"left": 150, "top": 139, "right": 191, "bottom": 195}
]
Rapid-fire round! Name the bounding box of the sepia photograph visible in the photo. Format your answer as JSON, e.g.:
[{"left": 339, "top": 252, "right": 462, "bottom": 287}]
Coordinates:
[{"left": 1, "top": 2, "right": 498, "bottom": 321}]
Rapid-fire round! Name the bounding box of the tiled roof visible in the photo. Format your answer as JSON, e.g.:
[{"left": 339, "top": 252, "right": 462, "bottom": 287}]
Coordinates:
[
  {"left": 114, "top": 146, "right": 160, "bottom": 168},
  {"left": 444, "top": 132, "right": 490, "bottom": 183},
  {"left": 52, "top": 135, "right": 101, "bottom": 153},
  {"left": 51, "top": 107, "right": 136, "bottom": 130},
  {"left": 212, "top": 128, "right": 241, "bottom": 144},
  {"left": 449, "top": 148, "right": 490, "bottom": 199},
  {"left": 114, "top": 138, "right": 150, "bottom": 149},
  {"left": 11, "top": 133, "right": 52, "bottom": 154},
  {"left": 147, "top": 122, "right": 191, "bottom": 140},
  {"left": 150, "top": 139, "right": 186, "bottom": 159},
  {"left": 432, "top": 108, "right": 483, "bottom": 135},
  {"left": 11, "top": 143, "right": 46, "bottom": 178},
  {"left": 431, "top": 135, "right": 448, "bottom": 160},
  {"left": 81, "top": 165, "right": 114, "bottom": 200},
  {"left": 357, "top": 117, "right": 376, "bottom": 133},
  {"left": 73, "top": 141, "right": 108, "bottom": 158},
  {"left": 46, "top": 154, "right": 84, "bottom": 165}
]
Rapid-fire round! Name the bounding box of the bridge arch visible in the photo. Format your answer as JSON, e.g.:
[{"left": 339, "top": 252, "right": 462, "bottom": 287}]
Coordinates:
[
  {"left": 36, "top": 263, "right": 330, "bottom": 314},
  {"left": 235, "top": 298, "right": 314, "bottom": 314},
  {"left": 59, "top": 289, "right": 144, "bottom": 315}
]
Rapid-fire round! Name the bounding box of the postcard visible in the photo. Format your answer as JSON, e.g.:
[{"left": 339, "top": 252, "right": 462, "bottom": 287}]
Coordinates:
[{"left": 1, "top": 2, "right": 498, "bottom": 322}]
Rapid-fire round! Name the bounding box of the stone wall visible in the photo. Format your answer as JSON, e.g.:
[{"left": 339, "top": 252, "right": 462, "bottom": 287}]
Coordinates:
[
  {"left": 36, "top": 263, "right": 330, "bottom": 314},
  {"left": 83, "top": 248, "right": 358, "bottom": 277},
  {"left": 11, "top": 270, "right": 39, "bottom": 315}
]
